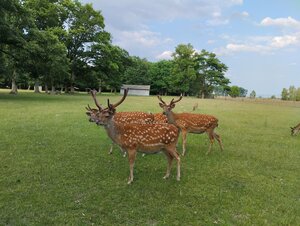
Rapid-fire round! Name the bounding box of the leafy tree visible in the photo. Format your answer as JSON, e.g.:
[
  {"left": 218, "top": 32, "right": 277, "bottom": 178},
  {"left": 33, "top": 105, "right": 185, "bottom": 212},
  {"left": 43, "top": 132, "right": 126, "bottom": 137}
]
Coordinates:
[
  {"left": 21, "top": 29, "right": 69, "bottom": 93},
  {"left": 296, "top": 88, "right": 300, "bottom": 101},
  {"left": 122, "top": 57, "right": 150, "bottom": 86},
  {"left": 250, "top": 90, "right": 256, "bottom": 99},
  {"left": 281, "top": 88, "right": 288, "bottom": 100},
  {"left": 239, "top": 87, "right": 248, "bottom": 97},
  {"left": 0, "top": 0, "right": 32, "bottom": 94},
  {"left": 288, "top": 86, "right": 297, "bottom": 101},
  {"left": 148, "top": 60, "right": 173, "bottom": 95},
  {"left": 92, "top": 44, "right": 131, "bottom": 92},
  {"left": 170, "top": 43, "right": 197, "bottom": 95},
  {"left": 194, "top": 49, "right": 229, "bottom": 98},
  {"left": 62, "top": 0, "right": 110, "bottom": 93},
  {"left": 229, "top": 86, "right": 240, "bottom": 98}
]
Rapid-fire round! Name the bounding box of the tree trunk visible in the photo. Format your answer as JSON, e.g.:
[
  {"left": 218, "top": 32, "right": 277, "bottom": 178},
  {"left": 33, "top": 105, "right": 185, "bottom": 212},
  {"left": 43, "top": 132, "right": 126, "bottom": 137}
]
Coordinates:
[
  {"left": 98, "top": 86, "right": 102, "bottom": 94},
  {"left": 201, "top": 91, "right": 205, "bottom": 99},
  {"left": 10, "top": 70, "right": 18, "bottom": 94},
  {"left": 70, "top": 72, "right": 75, "bottom": 94},
  {"left": 51, "top": 85, "right": 55, "bottom": 95},
  {"left": 34, "top": 81, "right": 40, "bottom": 93},
  {"left": 45, "top": 84, "right": 49, "bottom": 94},
  {"left": 27, "top": 85, "right": 31, "bottom": 90}
]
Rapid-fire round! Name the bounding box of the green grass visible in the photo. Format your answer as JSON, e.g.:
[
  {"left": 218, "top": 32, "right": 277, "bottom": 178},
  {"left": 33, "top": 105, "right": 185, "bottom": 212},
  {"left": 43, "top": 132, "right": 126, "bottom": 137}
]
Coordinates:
[{"left": 1, "top": 89, "right": 299, "bottom": 225}]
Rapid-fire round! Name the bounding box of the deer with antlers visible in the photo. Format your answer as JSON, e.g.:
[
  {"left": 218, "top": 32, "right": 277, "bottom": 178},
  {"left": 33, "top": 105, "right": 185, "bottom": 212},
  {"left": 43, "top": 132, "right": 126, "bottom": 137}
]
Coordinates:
[
  {"left": 87, "top": 90, "right": 158, "bottom": 156},
  {"left": 86, "top": 89, "right": 181, "bottom": 184},
  {"left": 157, "top": 95, "right": 224, "bottom": 155},
  {"left": 291, "top": 123, "right": 300, "bottom": 136}
]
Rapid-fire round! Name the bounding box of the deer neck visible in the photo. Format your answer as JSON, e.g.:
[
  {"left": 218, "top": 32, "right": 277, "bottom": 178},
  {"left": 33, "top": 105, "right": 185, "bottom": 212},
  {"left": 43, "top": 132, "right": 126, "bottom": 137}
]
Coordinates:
[
  {"left": 104, "top": 116, "right": 121, "bottom": 144},
  {"left": 165, "top": 111, "right": 177, "bottom": 125}
]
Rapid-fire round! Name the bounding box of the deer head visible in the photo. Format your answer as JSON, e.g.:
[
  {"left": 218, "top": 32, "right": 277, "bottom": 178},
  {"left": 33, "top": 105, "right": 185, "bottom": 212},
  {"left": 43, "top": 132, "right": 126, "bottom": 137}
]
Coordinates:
[
  {"left": 290, "top": 126, "right": 299, "bottom": 136},
  {"left": 86, "top": 89, "right": 128, "bottom": 125},
  {"left": 157, "top": 94, "right": 183, "bottom": 115}
]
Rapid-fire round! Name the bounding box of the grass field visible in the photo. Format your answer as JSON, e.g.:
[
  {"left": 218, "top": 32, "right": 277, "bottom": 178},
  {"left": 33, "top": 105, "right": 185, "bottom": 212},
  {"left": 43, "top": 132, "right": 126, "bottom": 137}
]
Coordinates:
[{"left": 0, "top": 89, "right": 299, "bottom": 225}]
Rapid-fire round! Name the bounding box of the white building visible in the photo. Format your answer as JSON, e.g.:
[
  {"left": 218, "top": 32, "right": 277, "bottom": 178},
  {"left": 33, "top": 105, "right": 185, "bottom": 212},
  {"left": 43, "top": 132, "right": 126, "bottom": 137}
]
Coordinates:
[{"left": 120, "top": 85, "right": 150, "bottom": 96}]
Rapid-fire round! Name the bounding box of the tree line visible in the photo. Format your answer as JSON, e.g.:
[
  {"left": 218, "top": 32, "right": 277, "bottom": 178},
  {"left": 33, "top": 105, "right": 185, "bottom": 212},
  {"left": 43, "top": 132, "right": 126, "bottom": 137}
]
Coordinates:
[
  {"left": 281, "top": 86, "right": 300, "bottom": 101},
  {"left": 1, "top": 0, "right": 244, "bottom": 97}
]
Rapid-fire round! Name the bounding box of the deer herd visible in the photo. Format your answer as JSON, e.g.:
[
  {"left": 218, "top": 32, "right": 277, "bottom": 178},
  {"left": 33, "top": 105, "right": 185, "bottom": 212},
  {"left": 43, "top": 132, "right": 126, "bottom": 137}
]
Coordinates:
[{"left": 86, "top": 89, "right": 299, "bottom": 184}]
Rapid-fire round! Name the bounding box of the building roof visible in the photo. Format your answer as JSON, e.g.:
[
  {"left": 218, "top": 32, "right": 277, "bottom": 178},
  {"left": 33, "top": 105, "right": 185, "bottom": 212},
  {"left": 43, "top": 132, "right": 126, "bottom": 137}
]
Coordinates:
[{"left": 121, "top": 84, "right": 150, "bottom": 90}]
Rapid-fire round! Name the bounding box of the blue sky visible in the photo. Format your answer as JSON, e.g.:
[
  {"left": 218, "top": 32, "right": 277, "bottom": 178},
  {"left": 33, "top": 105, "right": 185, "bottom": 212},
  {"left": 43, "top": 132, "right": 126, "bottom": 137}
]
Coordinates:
[{"left": 80, "top": 0, "right": 300, "bottom": 97}]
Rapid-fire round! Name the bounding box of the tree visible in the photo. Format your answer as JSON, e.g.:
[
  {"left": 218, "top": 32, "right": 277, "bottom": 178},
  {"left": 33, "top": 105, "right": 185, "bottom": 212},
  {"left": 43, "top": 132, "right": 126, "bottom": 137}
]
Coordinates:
[
  {"left": 281, "top": 88, "right": 288, "bottom": 100},
  {"left": 0, "top": 0, "right": 32, "bottom": 94},
  {"left": 92, "top": 43, "right": 131, "bottom": 92},
  {"left": 296, "top": 88, "right": 300, "bottom": 101},
  {"left": 288, "top": 86, "right": 297, "bottom": 101},
  {"left": 239, "top": 87, "right": 248, "bottom": 97},
  {"left": 250, "top": 90, "right": 256, "bottom": 99},
  {"left": 194, "top": 49, "right": 229, "bottom": 98},
  {"left": 148, "top": 60, "right": 173, "bottom": 95},
  {"left": 170, "top": 43, "right": 197, "bottom": 95},
  {"left": 21, "top": 29, "right": 69, "bottom": 93},
  {"left": 62, "top": 0, "right": 110, "bottom": 93},
  {"left": 122, "top": 57, "right": 150, "bottom": 87},
  {"left": 229, "top": 86, "right": 240, "bottom": 98},
  {"left": 23, "top": 0, "right": 70, "bottom": 92}
]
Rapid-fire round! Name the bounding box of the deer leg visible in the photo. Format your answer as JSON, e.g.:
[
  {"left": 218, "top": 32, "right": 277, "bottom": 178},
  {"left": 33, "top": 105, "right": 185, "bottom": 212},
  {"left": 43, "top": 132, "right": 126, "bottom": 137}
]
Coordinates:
[
  {"left": 168, "top": 147, "right": 181, "bottom": 181},
  {"left": 213, "top": 132, "right": 224, "bottom": 151},
  {"left": 108, "top": 143, "right": 113, "bottom": 154},
  {"left": 163, "top": 152, "right": 173, "bottom": 179},
  {"left": 181, "top": 130, "right": 187, "bottom": 156},
  {"left": 206, "top": 131, "right": 215, "bottom": 155},
  {"left": 174, "top": 152, "right": 181, "bottom": 181},
  {"left": 127, "top": 150, "right": 136, "bottom": 184},
  {"left": 121, "top": 147, "right": 127, "bottom": 157}
]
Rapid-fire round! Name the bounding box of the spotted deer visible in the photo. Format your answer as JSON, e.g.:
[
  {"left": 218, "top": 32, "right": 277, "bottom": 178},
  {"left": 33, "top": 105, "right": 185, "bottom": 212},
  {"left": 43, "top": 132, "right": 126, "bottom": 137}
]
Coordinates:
[
  {"left": 158, "top": 95, "right": 224, "bottom": 155},
  {"left": 87, "top": 90, "right": 156, "bottom": 156},
  {"left": 86, "top": 89, "right": 181, "bottom": 184},
  {"left": 192, "top": 103, "right": 198, "bottom": 111},
  {"left": 291, "top": 123, "right": 300, "bottom": 136},
  {"left": 153, "top": 113, "right": 168, "bottom": 123}
]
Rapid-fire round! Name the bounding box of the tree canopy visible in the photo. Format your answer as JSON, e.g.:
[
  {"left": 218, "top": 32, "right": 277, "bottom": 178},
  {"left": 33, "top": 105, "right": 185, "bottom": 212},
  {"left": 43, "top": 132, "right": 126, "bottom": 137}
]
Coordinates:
[{"left": 0, "top": 0, "right": 234, "bottom": 98}]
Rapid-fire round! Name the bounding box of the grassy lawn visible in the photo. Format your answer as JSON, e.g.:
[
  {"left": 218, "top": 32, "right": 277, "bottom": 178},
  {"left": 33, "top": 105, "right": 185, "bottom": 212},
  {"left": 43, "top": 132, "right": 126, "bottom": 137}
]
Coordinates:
[{"left": 0, "top": 89, "right": 299, "bottom": 225}]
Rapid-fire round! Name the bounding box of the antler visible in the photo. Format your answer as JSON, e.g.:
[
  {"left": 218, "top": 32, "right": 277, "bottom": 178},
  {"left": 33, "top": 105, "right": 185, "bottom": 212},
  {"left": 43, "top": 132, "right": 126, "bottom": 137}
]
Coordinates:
[
  {"left": 85, "top": 104, "right": 93, "bottom": 111},
  {"left": 170, "top": 94, "right": 183, "bottom": 105},
  {"left": 90, "top": 89, "right": 103, "bottom": 111},
  {"left": 157, "top": 95, "right": 166, "bottom": 105},
  {"left": 110, "top": 88, "right": 128, "bottom": 108}
]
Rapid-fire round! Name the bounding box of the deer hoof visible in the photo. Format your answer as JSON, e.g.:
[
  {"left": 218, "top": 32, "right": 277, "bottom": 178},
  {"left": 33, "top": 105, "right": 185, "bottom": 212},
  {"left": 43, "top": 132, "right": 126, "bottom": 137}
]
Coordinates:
[{"left": 127, "top": 180, "right": 133, "bottom": 185}]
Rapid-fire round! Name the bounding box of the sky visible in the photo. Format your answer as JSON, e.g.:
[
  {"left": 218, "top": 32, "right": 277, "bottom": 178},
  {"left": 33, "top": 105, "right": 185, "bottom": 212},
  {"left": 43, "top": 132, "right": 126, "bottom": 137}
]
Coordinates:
[{"left": 80, "top": 0, "right": 300, "bottom": 97}]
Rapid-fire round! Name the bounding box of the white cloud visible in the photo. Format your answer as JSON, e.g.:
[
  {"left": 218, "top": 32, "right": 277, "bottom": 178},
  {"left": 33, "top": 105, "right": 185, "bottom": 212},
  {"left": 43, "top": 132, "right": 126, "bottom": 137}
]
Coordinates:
[
  {"left": 215, "top": 32, "right": 300, "bottom": 55},
  {"left": 113, "top": 29, "right": 173, "bottom": 50},
  {"left": 118, "top": 30, "right": 162, "bottom": 47},
  {"left": 207, "top": 18, "right": 229, "bottom": 26},
  {"left": 156, "top": 51, "right": 173, "bottom": 60},
  {"left": 231, "top": 11, "right": 249, "bottom": 19},
  {"left": 207, "top": 39, "right": 216, "bottom": 44},
  {"left": 241, "top": 11, "right": 249, "bottom": 17},
  {"left": 260, "top": 16, "right": 300, "bottom": 28},
  {"left": 270, "top": 35, "right": 299, "bottom": 48}
]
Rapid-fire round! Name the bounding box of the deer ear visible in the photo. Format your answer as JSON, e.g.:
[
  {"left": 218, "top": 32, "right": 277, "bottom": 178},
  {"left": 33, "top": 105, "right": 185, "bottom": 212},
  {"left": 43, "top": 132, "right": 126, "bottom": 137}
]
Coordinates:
[
  {"left": 159, "top": 103, "right": 164, "bottom": 108},
  {"left": 108, "top": 104, "right": 116, "bottom": 114},
  {"left": 86, "top": 112, "right": 91, "bottom": 116},
  {"left": 170, "top": 103, "right": 176, "bottom": 109}
]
